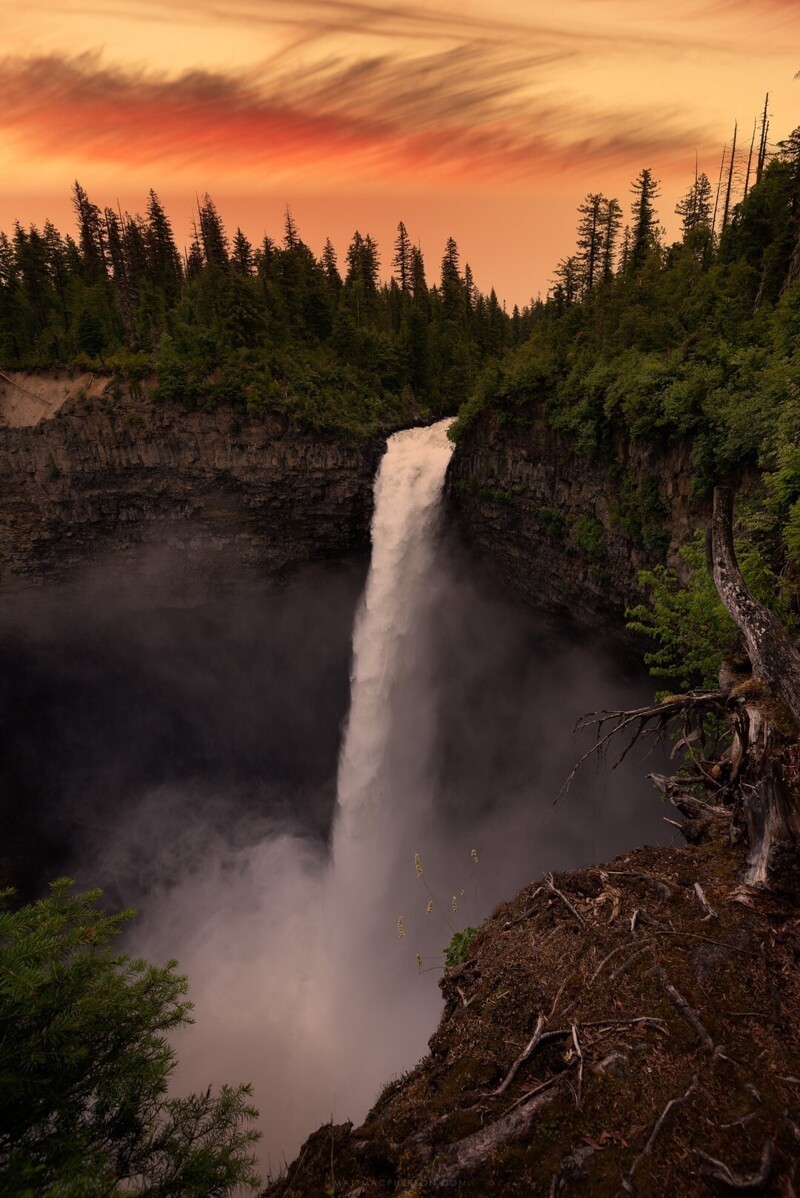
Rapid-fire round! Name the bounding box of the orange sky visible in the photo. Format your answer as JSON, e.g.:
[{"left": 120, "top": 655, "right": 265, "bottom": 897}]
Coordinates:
[{"left": 2, "top": 0, "right": 799, "bottom": 306}]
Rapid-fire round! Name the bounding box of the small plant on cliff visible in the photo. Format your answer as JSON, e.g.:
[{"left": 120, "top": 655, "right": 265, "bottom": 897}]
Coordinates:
[
  {"left": 398, "top": 850, "right": 483, "bottom": 974},
  {"left": 443, "top": 925, "right": 480, "bottom": 969},
  {"left": 0, "top": 879, "right": 261, "bottom": 1196}
]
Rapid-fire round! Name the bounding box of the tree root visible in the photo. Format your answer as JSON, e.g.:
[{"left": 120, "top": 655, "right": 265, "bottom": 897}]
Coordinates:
[
  {"left": 622, "top": 1074, "right": 698, "bottom": 1192},
  {"left": 654, "top": 966, "right": 715, "bottom": 1051},
  {"left": 696, "top": 1139, "right": 773, "bottom": 1190},
  {"left": 491, "top": 1014, "right": 546, "bottom": 1097}
]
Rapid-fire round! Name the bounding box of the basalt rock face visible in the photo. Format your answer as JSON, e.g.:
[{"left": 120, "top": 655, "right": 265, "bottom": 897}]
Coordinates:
[
  {"left": 447, "top": 406, "right": 703, "bottom": 627},
  {"left": 0, "top": 380, "right": 384, "bottom": 589}
]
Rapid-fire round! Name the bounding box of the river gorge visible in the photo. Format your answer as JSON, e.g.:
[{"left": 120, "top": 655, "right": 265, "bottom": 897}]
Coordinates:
[{"left": 1, "top": 402, "right": 671, "bottom": 1172}]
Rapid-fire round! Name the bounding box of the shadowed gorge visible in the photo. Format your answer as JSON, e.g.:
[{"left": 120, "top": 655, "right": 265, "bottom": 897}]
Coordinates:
[{"left": 1, "top": 433, "right": 668, "bottom": 1170}]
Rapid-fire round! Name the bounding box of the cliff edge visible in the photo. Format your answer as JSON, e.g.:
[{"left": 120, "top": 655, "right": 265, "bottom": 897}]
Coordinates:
[{"left": 0, "top": 371, "right": 384, "bottom": 589}]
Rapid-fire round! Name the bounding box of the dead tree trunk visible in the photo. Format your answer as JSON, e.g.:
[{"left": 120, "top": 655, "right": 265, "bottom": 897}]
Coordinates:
[
  {"left": 709, "top": 487, "right": 800, "bottom": 884},
  {"left": 710, "top": 487, "right": 800, "bottom": 726}
]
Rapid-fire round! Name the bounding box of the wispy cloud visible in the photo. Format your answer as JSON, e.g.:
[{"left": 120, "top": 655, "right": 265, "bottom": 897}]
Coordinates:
[{"left": 0, "top": 49, "right": 714, "bottom": 186}]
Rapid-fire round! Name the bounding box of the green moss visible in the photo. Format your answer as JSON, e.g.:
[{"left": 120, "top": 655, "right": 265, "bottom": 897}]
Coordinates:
[{"left": 572, "top": 514, "right": 606, "bottom": 560}]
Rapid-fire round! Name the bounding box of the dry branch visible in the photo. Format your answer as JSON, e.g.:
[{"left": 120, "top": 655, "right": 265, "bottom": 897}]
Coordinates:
[
  {"left": 610, "top": 945, "right": 653, "bottom": 983},
  {"left": 655, "top": 967, "right": 715, "bottom": 1050},
  {"left": 545, "top": 874, "right": 585, "bottom": 926},
  {"left": 491, "top": 1014, "right": 546, "bottom": 1097},
  {"left": 693, "top": 882, "right": 717, "bottom": 921},
  {"left": 503, "top": 887, "right": 544, "bottom": 931},
  {"left": 571, "top": 1025, "right": 584, "bottom": 1107},
  {"left": 696, "top": 1139, "right": 773, "bottom": 1190},
  {"left": 622, "top": 1074, "right": 698, "bottom": 1192},
  {"left": 559, "top": 692, "right": 730, "bottom": 806}
]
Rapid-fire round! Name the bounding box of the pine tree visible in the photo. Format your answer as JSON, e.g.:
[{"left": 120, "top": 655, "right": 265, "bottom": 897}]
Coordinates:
[
  {"left": 283, "top": 206, "right": 299, "bottom": 251},
  {"left": 410, "top": 246, "right": 428, "bottom": 299},
  {"left": 601, "top": 198, "right": 623, "bottom": 281},
  {"left": 232, "top": 228, "right": 254, "bottom": 276},
  {"left": 676, "top": 171, "right": 714, "bottom": 236},
  {"left": 145, "top": 190, "right": 182, "bottom": 299},
  {"left": 71, "top": 181, "right": 107, "bottom": 282},
  {"left": 464, "top": 263, "right": 477, "bottom": 313},
  {"left": 321, "top": 238, "right": 342, "bottom": 290},
  {"left": 393, "top": 221, "right": 412, "bottom": 291},
  {"left": 103, "top": 208, "right": 137, "bottom": 339},
  {"left": 628, "top": 169, "right": 661, "bottom": 270},
  {"left": 552, "top": 256, "right": 580, "bottom": 306},
  {"left": 198, "top": 194, "right": 229, "bottom": 269},
  {"left": 576, "top": 193, "right": 605, "bottom": 293},
  {"left": 255, "top": 235, "right": 276, "bottom": 283},
  {"left": 0, "top": 880, "right": 261, "bottom": 1195},
  {"left": 440, "top": 236, "right": 462, "bottom": 323},
  {"left": 345, "top": 231, "right": 380, "bottom": 293},
  {"left": 185, "top": 233, "right": 204, "bottom": 281}
]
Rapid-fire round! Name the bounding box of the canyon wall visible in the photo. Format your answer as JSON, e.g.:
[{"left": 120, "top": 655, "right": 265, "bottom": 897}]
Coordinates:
[
  {"left": 447, "top": 405, "right": 704, "bottom": 627},
  {"left": 0, "top": 373, "right": 383, "bottom": 590}
]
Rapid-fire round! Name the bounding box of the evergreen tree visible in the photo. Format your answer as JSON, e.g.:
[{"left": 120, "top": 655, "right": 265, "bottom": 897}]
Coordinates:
[
  {"left": 576, "top": 193, "right": 605, "bottom": 292},
  {"left": 553, "top": 255, "right": 580, "bottom": 306},
  {"left": 676, "top": 171, "right": 714, "bottom": 236},
  {"left": 440, "top": 237, "right": 462, "bottom": 323},
  {"left": 321, "top": 238, "right": 342, "bottom": 291},
  {"left": 232, "top": 228, "right": 255, "bottom": 276},
  {"left": 0, "top": 880, "right": 261, "bottom": 1195},
  {"left": 185, "top": 234, "right": 204, "bottom": 281},
  {"left": 283, "top": 206, "right": 299, "bottom": 251},
  {"left": 629, "top": 169, "right": 661, "bottom": 270},
  {"left": 393, "top": 221, "right": 412, "bottom": 291},
  {"left": 198, "top": 195, "right": 229, "bottom": 270},
  {"left": 145, "top": 190, "right": 182, "bottom": 300},
  {"left": 601, "top": 198, "right": 623, "bottom": 281},
  {"left": 71, "top": 181, "right": 107, "bottom": 282}
]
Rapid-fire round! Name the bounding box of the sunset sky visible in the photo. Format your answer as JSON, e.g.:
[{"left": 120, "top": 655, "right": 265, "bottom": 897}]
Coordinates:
[{"left": 2, "top": 0, "right": 799, "bottom": 306}]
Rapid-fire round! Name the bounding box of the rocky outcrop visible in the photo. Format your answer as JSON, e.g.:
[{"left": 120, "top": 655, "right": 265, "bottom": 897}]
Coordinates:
[
  {"left": 0, "top": 376, "right": 384, "bottom": 589},
  {"left": 447, "top": 406, "right": 703, "bottom": 627},
  {"left": 266, "top": 829, "right": 800, "bottom": 1198}
]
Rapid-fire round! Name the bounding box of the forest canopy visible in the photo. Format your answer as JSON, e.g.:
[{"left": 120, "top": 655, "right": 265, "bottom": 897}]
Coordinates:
[{"left": 0, "top": 193, "right": 518, "bottom": 437}]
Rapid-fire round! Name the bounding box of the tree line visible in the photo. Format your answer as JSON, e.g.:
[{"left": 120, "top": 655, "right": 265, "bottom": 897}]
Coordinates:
[
  {"left": 452, "top": 115, "right": 800, "bottom": 693},
  {"left": 0, "top": 188, "right": 526, "bottom": 435}
]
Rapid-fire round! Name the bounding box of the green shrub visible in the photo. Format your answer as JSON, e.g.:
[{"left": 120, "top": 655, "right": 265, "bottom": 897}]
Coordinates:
[
  {"left": 444, "top": 926, "right": 480, "bottom": 970},
  {"left": 0, "top": 879, "right": 261, "bottom": 1196}
]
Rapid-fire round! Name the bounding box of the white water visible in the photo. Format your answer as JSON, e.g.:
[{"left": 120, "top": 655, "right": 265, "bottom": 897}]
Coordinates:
[
  {"left": 335, "top": 419, "right": 454, "bottom": 853},
  {"left": 110, "top": 412, "right": 672, "bottom": 1176},
  {"left": 132, "top": 419, "right": 458, "bottom": 1171}
]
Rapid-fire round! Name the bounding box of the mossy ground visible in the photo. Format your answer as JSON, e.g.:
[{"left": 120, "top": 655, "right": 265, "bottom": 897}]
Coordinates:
[{"left": 265, "top": 823, "right": 800, "bottom": 1196}]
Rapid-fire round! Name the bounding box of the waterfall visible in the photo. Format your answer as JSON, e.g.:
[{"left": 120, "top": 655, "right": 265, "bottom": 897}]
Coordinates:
[
  {"left": 334, "top": 418, "right": 454, "bottom": 853},
  {"left": 120, "top": 412, "right": 670, "bottom": 1175}
]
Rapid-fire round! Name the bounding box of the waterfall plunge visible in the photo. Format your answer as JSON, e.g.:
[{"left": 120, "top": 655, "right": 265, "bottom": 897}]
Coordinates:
[
  {"left": 118, "top": 414, "right": 669, "bottom": 1176},
  {"left": 133, "top": 421, "right": 458, "bottom": 1171},
  {"left": 334, "top": 419, "right": 454, "bottom": 855}
]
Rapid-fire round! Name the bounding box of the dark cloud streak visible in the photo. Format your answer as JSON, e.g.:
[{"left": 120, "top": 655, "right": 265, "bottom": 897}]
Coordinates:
[{"left": 0, "top": 48, "right": 714, "bottom": 184}]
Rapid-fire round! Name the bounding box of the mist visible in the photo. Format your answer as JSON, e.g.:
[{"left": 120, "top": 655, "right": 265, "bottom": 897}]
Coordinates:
[{"left": 1, "top": 428, "right": 670, "bottom": 1177}]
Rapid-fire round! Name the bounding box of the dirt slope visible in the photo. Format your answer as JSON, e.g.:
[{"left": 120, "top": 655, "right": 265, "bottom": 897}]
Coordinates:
[{"left": 266, "top": 822, "right": 800, "bottom": 1197}]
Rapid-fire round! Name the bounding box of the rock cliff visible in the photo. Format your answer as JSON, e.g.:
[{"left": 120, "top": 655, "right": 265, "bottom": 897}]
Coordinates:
[
  {"left": 447, "top": 406, "right": 703, "bottom": 626},
  {"left": 0, "top": 373, "right": 384, "bottom": 589}
]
